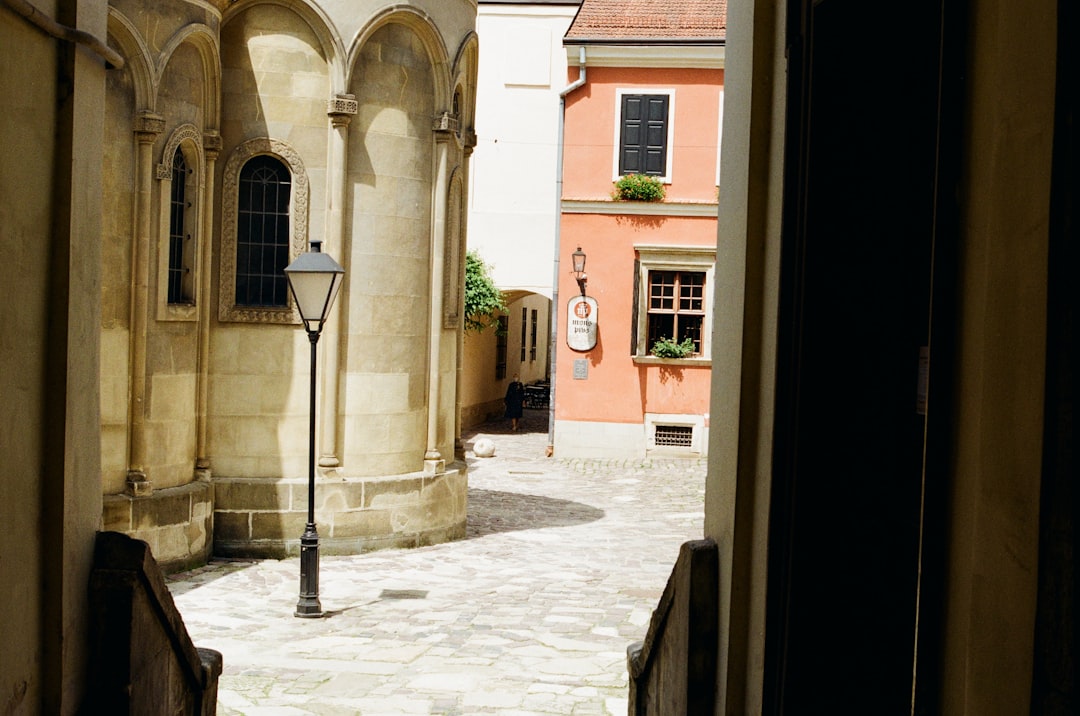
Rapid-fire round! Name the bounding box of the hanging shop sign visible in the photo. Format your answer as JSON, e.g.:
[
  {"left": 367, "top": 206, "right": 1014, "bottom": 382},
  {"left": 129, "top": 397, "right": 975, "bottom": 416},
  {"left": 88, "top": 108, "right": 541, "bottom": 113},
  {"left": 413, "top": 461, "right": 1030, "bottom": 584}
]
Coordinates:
[{"left": 566, "top": 295, "right": 598, "bottom": 352}]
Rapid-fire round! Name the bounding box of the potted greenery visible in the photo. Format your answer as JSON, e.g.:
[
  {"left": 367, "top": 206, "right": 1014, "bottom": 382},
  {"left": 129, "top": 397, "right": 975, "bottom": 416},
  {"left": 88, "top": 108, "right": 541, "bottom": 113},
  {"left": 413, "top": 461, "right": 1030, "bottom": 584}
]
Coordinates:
[
  {"left": 612, "top": 173, "right": 665, "bottom": 202},
  {"left": 650, "top": 336, "right": 697, "bottom": 359}
]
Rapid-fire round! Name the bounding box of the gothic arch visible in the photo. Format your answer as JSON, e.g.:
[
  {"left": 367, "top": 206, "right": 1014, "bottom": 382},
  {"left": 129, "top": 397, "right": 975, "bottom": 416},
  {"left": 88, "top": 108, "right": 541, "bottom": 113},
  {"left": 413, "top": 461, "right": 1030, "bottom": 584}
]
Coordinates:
[
  {"left": 348, "top": 6, "right": 452, "bottom": 111},
  {"left": 452, "top": 31, "right": 479, "bottom": 129},
  {"left": 107, "top": 8, "right": 155, "bottom": 112},
  {"left": 222, "top": 0, "right": 347, "bottom": 92},
  {"left": 157, "top": 25, "right": 222, "bottom": 132}
]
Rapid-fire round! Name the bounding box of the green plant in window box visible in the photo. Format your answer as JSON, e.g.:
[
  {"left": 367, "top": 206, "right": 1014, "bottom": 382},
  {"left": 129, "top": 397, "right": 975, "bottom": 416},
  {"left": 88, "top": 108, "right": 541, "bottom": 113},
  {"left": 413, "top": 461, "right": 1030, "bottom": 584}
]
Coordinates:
[
  {"left": 650, "top": 336, "right": 697, "bottom": 359},
  {"left": 612, "top": 173, "right": 666, "bottom": 202}
]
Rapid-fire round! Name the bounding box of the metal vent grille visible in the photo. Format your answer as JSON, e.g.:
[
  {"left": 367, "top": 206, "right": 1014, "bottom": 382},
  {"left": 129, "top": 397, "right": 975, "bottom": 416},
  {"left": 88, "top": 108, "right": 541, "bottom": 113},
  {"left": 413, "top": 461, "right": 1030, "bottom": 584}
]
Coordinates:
[{"left": 654, "top": 424, "right": 693, "bottom": 447}]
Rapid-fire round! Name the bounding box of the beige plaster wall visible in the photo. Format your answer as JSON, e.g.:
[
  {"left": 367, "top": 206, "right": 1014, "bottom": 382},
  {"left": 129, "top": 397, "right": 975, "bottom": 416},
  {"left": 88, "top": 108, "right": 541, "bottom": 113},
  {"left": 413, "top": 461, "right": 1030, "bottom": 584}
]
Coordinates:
[
  {"left": 1, "top": 0, "right": 108, "bottom": 708},
  {"left": 210, "top": 4, "right": 330, "bottom": 479},
  {"left": 341, "top": 21, "right": 436, "bottom": 475},
  {"left": 101, "top": 55, "right": 138, "bottom": 494},
  {"left": 460, "top": 292, "right": 552, "bottom": 430},
  {"left": 143, "top": 43, "right": 206, "bottom": 490},
  {"left": 1, "top": 9, "right": 56, "bottom": 707}
]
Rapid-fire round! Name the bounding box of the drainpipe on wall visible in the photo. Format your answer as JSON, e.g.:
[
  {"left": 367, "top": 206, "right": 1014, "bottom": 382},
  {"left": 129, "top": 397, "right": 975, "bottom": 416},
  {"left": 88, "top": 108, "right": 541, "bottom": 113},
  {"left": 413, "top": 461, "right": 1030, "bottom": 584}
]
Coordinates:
[{"left": 547, "top": 47, "right": 587, "bottom": 456}]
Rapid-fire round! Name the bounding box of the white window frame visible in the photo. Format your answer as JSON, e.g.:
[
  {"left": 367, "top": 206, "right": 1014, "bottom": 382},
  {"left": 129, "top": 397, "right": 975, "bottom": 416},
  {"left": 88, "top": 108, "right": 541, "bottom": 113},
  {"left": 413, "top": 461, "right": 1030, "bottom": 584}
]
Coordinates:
[
  {"left": 633, "top": 244, "right": 716, "bottom": 364},
  {"left": 613, "top": 88, "right": 676, "bottom": 184}
]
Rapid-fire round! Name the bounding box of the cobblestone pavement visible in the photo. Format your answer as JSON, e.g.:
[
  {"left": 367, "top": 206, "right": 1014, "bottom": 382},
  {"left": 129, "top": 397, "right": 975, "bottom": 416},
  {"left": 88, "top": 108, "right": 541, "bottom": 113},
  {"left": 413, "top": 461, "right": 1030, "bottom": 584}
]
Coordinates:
[{"left": 169, "top": 409, "right": 706, "bottom": 715}]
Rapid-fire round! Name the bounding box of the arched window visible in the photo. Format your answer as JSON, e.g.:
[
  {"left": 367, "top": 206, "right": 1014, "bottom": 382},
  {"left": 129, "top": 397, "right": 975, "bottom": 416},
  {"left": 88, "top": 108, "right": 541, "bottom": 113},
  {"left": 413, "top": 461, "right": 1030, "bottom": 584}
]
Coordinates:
[
  {"left": 235, "top": 156, "right": 292, "bottom": 308},
  {"left": 168, "top": 147, "right": 196, "bottom": 304}
]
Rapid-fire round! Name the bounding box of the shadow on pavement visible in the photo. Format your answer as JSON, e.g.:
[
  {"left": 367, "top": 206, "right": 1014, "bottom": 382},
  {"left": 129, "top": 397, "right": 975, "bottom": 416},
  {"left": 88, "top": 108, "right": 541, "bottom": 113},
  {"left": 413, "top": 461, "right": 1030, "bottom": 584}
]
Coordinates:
[{"left": 467, "top": 487, "right": 604, "bottom": 538}]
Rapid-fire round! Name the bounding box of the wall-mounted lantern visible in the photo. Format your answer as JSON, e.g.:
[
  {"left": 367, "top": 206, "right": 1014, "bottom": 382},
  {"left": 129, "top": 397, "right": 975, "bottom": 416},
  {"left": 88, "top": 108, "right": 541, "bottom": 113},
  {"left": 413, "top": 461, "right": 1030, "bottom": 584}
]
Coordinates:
[{"left": 571, "top": 246, "right": 587, "bottom": 295}]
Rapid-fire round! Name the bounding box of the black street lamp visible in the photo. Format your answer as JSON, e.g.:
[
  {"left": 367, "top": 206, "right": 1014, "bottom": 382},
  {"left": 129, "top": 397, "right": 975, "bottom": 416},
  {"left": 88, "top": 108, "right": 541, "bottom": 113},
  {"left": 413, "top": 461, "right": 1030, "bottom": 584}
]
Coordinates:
[
  {"left": 284, "top": 240, "right": 345, "bottom": 618},
  {"left": 571, "top": 246, "right": 587, "bottom": 295}
]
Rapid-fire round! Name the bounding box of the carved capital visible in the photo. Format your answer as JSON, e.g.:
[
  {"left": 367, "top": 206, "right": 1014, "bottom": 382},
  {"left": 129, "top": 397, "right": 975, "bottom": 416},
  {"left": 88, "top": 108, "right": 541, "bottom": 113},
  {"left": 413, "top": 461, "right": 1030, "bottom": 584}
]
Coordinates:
[
  {"left": 203, "top": 131, "right": 223, "bottom": 160},
  {"left": 133, "top": 111, "right": 165, "bottom": 143},
  {"left": 327, "top": 93, "right": 358, "bottom": 127},
  {"left": 432, "top": 111, "right": 459, "bottom": 135}
]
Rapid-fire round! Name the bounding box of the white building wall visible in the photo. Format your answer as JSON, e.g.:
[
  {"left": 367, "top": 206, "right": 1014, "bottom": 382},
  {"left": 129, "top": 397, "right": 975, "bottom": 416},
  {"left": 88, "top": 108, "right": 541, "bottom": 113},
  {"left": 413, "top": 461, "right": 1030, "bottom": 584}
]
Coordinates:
[{"left": 469, "top": 2, "right": 580, "bottom": 296}]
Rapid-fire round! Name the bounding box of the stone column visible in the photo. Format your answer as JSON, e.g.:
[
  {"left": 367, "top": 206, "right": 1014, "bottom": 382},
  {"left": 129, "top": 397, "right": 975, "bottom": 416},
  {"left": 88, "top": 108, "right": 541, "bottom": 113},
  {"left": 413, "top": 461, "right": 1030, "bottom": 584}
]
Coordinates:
[
  {"left": 195, "top": 131, "right": 221, "bottom": 476},
  {"left": 454, "top": 133, "right": 476, "bottom": 451},
  {"left": 127, "top": 111, "right": 163, "bottom": 496},
  {"left": 424, "top": 113, "right": 456, "bottom": 473},
  {"left": 318, "top": 94, "right": 357, "bottom": 468}
]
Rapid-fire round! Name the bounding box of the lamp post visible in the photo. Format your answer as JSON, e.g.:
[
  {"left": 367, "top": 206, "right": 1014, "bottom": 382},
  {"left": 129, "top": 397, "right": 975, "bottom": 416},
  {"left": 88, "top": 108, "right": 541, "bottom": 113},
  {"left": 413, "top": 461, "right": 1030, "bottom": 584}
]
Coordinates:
[
  {"left": 284, "top": 240, "right": 345, "bottom": 618},
  {"left": 572, "top": 246, "right": 587, "bottom": 295}
]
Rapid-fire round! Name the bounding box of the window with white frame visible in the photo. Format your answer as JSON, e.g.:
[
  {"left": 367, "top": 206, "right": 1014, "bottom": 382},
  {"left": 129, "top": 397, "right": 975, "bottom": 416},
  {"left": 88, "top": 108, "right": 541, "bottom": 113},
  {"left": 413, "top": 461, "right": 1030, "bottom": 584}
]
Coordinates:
[
  {"left": 615, "top": 89, "right": 675, "bottom": 182},
  {"left": 633, "top": 245, "right": 716, "bottom": 360}
]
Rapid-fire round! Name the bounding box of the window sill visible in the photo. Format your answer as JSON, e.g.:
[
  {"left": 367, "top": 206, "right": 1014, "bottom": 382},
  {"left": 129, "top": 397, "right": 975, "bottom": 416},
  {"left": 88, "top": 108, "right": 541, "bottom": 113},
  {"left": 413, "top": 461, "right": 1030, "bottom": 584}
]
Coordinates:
[{"left": 633, "top": 355, "right": 712, "bottom": 368}]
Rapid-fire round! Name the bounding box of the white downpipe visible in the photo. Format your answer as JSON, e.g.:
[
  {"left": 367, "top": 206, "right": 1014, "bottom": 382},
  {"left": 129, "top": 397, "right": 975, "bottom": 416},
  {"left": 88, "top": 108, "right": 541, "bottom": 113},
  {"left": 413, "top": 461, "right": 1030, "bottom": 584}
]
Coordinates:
[{"left": 547, "top": 47, "right": 587, "bottom": 453}]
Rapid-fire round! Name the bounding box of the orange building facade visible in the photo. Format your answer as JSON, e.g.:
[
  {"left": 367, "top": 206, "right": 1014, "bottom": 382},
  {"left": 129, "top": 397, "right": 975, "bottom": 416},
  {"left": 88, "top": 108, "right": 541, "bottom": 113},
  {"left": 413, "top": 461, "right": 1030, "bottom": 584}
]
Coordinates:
[{"left": 552, "top": 8, "right": 724, "bottom": 457}]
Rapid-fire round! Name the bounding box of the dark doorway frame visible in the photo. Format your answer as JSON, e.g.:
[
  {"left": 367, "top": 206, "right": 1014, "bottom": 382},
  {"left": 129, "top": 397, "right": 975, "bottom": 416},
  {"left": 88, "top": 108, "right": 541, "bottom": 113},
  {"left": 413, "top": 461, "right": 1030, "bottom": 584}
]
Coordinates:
[{"left": 763, "top": 0, "right": 966, "bottom": 711}]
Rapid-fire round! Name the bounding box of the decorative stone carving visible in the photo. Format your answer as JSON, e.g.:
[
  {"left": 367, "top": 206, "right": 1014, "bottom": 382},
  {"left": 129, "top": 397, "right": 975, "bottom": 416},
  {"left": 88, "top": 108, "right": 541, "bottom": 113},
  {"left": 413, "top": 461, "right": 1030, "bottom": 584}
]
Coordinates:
[
  {"left": 134, "top": 111, "right": 165, "bottom": 143},
  {"left": 203, "top": 131, "right": 222, "bottom": 159},
  {"left": 328, "top": 93, "right": 358, "bottom": 129},
  {"left": 156, "top": 124, "right": 203, "bottom": 180},
  {"left": 218, "top": 138, "right": 310, "bottom": 324},
  {"left": 432, "top": 111, "right": 459, "bottom": 134},
  {"left": 327, "top": 93, "right": 358, "bottom": 117}
]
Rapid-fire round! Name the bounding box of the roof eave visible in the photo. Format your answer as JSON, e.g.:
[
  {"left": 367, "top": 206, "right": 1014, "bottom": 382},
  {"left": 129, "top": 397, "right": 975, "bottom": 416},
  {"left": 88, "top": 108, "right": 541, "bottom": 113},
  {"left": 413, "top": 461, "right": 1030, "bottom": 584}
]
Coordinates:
[{"left": 561, "top": 42, "right": 725, "bottom": 69}]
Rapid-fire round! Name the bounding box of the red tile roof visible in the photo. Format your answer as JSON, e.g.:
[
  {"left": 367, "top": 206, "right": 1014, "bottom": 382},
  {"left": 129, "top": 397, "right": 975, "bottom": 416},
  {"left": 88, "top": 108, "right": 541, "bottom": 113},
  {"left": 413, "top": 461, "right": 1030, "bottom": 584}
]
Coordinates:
[{"left": 565, "top": 0, "right": 726, "bottom": 41}]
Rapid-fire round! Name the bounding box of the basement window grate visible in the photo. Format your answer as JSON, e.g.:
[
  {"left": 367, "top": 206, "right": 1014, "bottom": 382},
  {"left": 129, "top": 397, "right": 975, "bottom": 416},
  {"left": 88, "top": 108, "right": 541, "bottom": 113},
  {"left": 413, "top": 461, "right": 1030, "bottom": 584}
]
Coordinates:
[{"left": 654, "top": 424, "right": 693, "bottom": 447}]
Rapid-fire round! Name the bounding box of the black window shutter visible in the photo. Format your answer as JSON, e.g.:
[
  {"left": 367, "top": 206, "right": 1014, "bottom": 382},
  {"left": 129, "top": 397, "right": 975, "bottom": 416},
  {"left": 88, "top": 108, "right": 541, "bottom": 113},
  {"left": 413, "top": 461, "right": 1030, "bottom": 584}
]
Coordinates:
[{"left": 620, "top": 94, "right": 668, "bottom": 176}]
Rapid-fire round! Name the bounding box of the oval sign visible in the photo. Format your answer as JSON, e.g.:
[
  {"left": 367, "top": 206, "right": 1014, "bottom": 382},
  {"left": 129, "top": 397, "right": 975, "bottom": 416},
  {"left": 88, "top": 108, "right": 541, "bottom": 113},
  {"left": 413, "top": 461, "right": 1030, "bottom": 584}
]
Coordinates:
[{"left": 566, "top": 295, "right": 598, "bottom": 351}]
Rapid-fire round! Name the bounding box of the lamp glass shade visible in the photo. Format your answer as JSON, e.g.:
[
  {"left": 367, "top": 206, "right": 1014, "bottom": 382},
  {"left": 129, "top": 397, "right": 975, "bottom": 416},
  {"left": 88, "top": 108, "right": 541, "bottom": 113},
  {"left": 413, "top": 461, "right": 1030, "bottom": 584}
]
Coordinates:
[
  {"left": 571, "top": 247, "right": 586, "bottom": 275},
  {"left": 284, "top": 248, "right": 345, "bottom": 332}
]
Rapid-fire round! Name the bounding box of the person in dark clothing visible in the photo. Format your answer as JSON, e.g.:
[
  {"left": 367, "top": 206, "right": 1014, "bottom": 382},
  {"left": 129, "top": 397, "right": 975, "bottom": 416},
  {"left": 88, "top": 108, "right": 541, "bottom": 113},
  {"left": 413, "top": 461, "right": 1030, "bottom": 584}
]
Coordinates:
[{"left": 504, "top": 375, "right": 525, "bottom": 431}]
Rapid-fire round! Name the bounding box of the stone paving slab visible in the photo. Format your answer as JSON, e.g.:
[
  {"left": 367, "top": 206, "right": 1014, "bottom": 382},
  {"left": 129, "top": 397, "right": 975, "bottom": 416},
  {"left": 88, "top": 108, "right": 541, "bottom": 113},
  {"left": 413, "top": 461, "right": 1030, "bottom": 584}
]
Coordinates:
[{"left": 169, "top": 410, "right": 706, "bottom": 715}]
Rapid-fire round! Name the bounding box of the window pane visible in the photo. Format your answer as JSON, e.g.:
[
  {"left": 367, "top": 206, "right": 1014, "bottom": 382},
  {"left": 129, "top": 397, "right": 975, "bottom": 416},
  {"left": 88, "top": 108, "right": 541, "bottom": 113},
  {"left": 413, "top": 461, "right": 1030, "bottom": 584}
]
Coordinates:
[
  {"left": 236, "top": 155, "right": 291, "bottom": 307},
  {"left": 647, "top": 313, "right": 674, "bottom": 347},
  {"left": 168, "top": 149, "right": 188, "bottom": 304},
  {"left": 679, "top": 315, "right": 704, "bottom": 352},
  {"left": 649, "top": 271, "right": 676, "bottom": 310},
  {"left": 679, "top": 272, "right": 705, "bottom": 312}
]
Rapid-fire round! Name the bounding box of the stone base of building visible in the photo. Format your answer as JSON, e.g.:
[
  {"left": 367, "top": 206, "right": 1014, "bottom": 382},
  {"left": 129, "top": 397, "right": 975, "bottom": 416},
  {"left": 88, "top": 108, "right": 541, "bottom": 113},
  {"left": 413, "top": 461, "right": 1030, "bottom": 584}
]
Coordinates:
[
  {"left": 212, "top": 464, "right": 468, "bottom": 559},
  {"left": 553, "top": 418, "right": 710, "bottom": 459},
  {"left": 103, "top": 479, "right": 214, "bottom": 574}
]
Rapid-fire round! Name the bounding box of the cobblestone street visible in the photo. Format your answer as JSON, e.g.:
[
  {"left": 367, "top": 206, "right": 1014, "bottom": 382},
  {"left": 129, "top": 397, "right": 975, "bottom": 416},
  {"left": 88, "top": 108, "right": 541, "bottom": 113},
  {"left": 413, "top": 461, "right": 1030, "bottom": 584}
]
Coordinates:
[{"left": 169, "top": 410, "right": 706, "bottom": 715}]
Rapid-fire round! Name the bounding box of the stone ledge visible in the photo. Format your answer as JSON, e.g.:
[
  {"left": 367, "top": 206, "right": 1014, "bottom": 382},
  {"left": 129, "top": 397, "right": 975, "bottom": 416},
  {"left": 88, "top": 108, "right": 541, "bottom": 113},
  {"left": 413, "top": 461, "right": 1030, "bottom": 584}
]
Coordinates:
[
  {"left": 103, "top": 480, "right": 214, "bottom": 573},
  {"left": 213, "top": 464, "right": 468, "bottom": 559}
]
